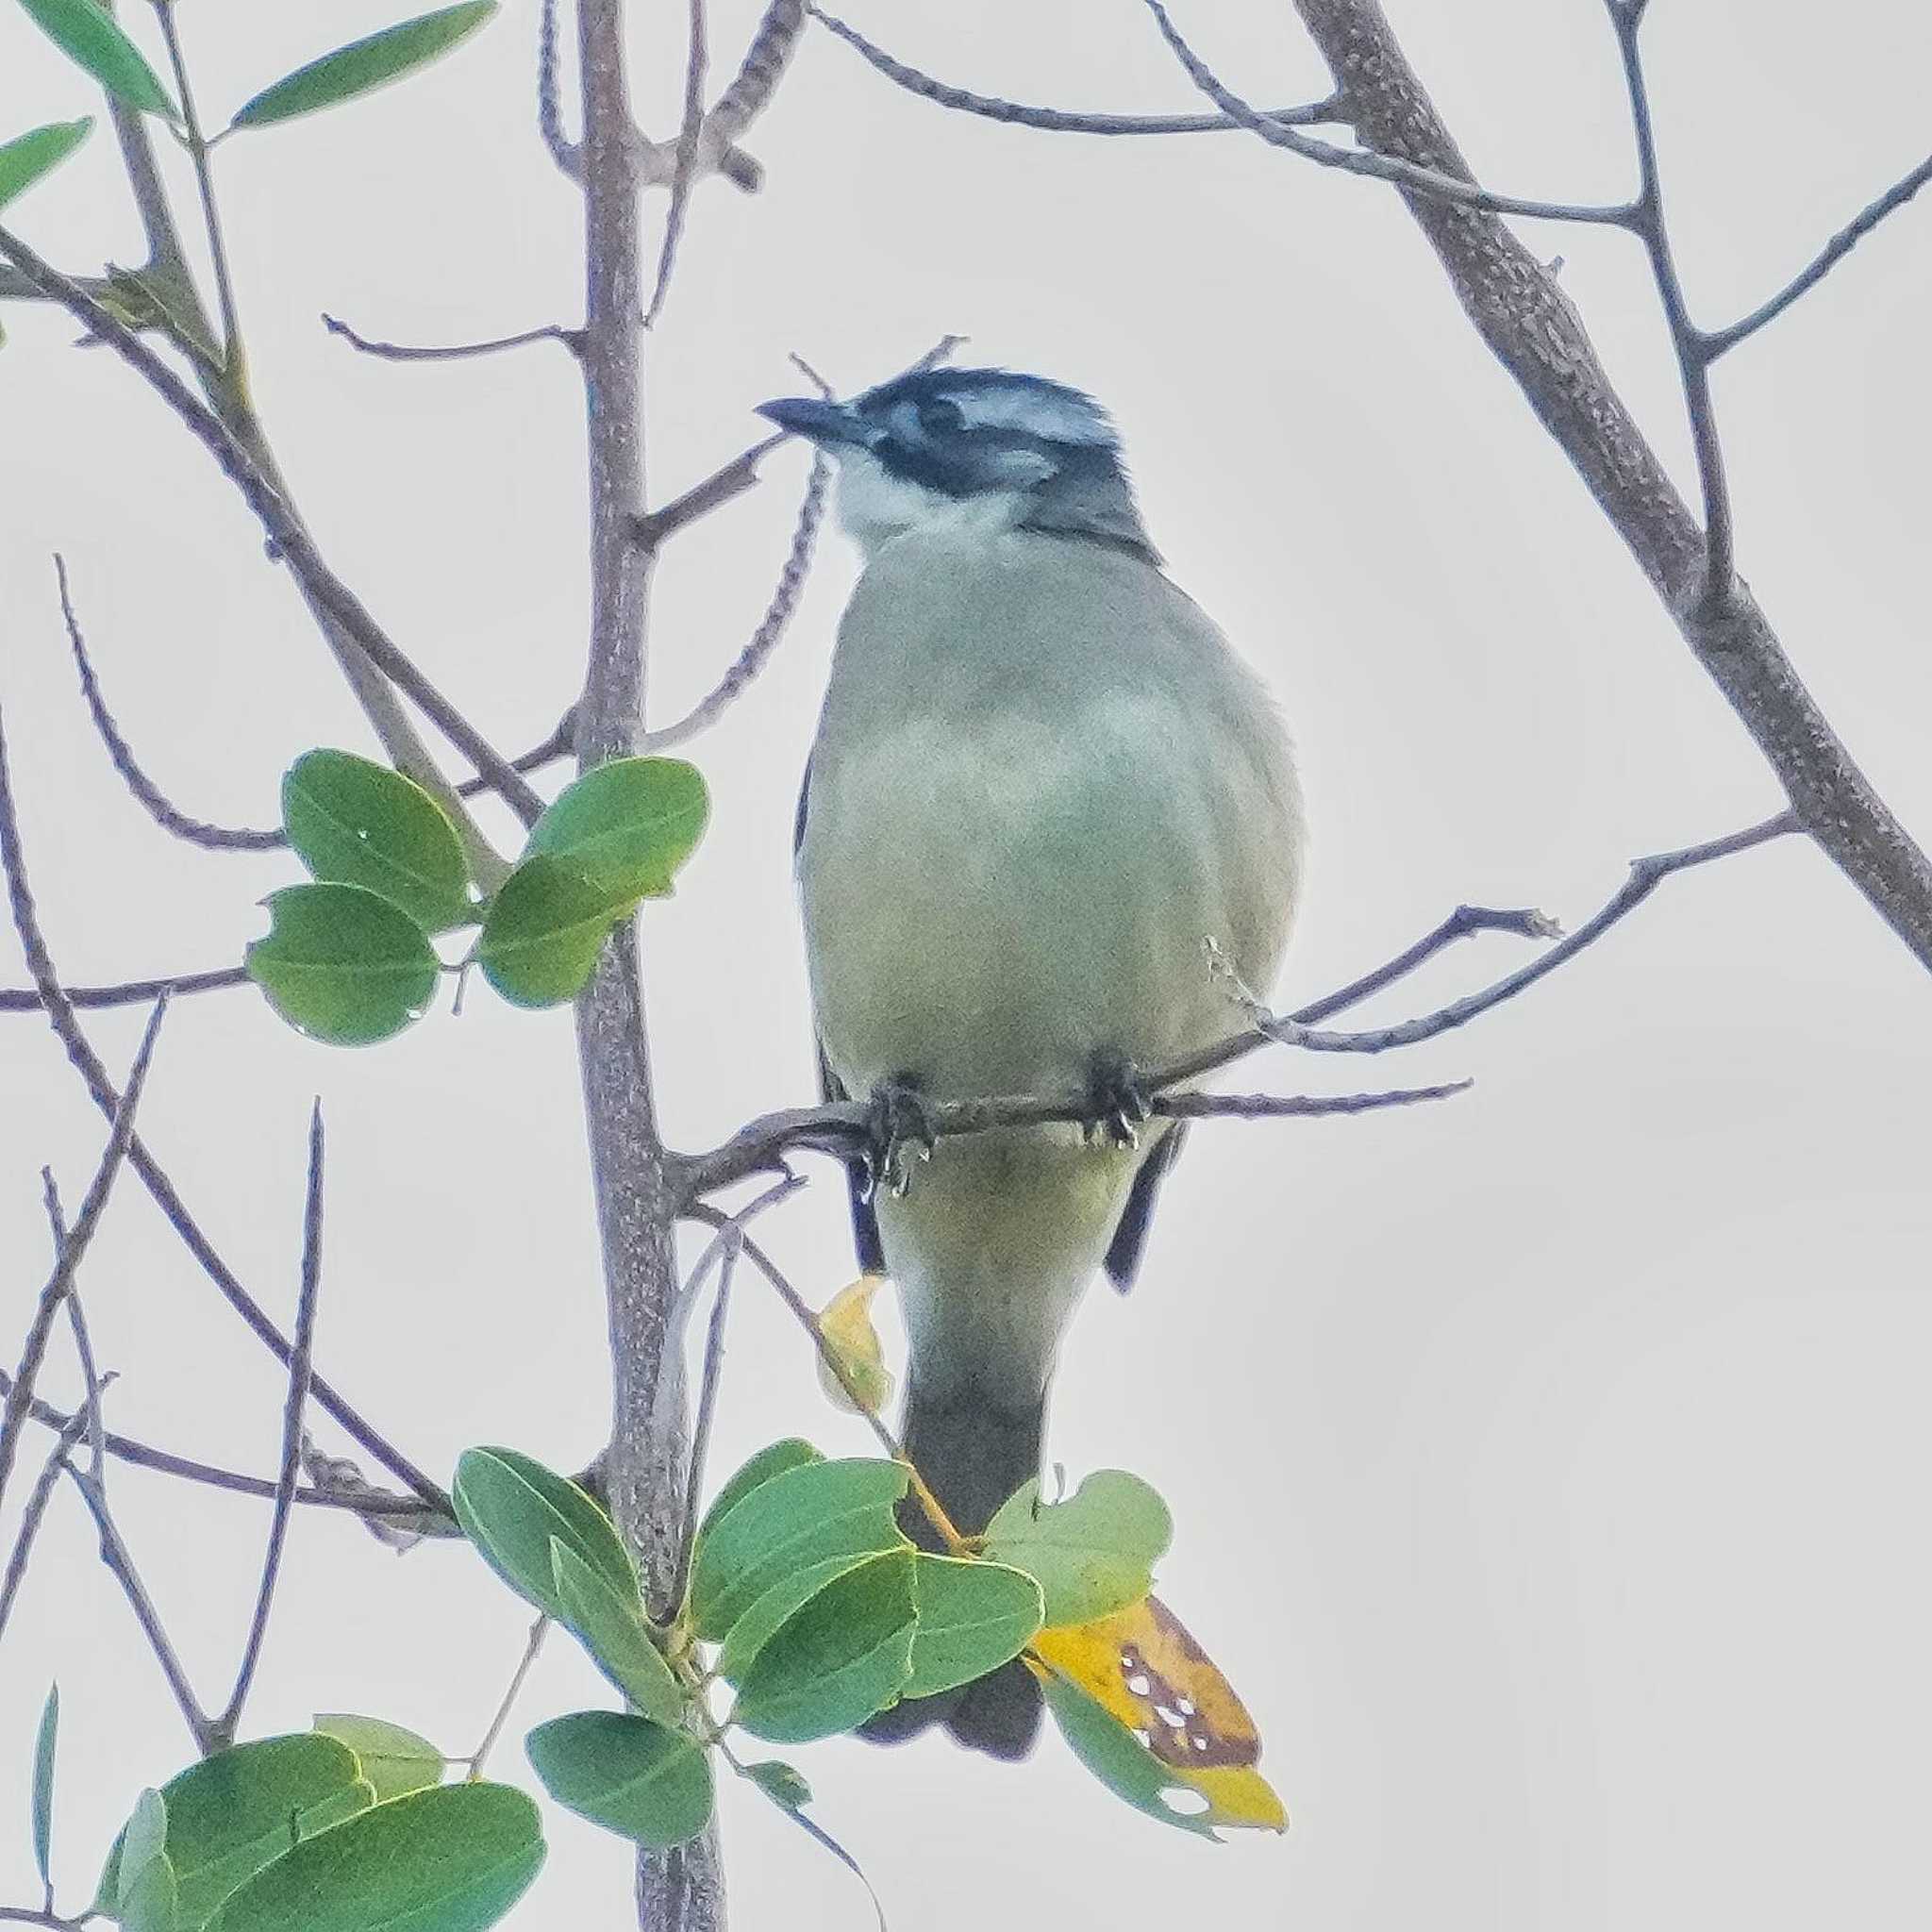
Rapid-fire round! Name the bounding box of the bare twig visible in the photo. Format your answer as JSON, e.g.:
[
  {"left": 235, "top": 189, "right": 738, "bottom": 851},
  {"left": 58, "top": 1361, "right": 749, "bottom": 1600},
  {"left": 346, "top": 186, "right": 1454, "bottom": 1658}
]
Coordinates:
[
  {"left": 466, "top": 1614, "right": 549, "bottom": 1777},
  {"left": 0, "top": 966, "right": 251, "bottom": 1014},
  {"left": 641, "top": 452, "right": 828, "bottom": 750},
  {"left": 1703, "top": 152, "right": 1932, "bottom": 359},
  {"left": 1290, "top": 904, "right": 1559, "bottom": 1024},
  {"left": 0, "top": 996, "right": 167, "bottom": 1520},
  {"left": 633, "top": 433, "right": 787, "bottom": 550},
  {"left": 643, "top": 0, "right": 710, "bottom": 328},
  {"left": 208, "top": 1104, "right": 325, "bottom": 1750},
  {"left": 538, "top": 0, "right": 575, "bottom": 174},
  {"left": 667, "top": 1240, "right": 735, "bottom": 1618},
  {"left": 0, "top": 223, "right": 543, "bottom": 832},
  {"left": 0, "top": 1402, "right": 93, "bottom": 1644},
  {"left": 0, "top": 707, "right": 450, "bottom": 1511},
  {"left": 704, "top": 0, "right": 807, "bottom": 154},
  {"left": 42, "top": 1175, "right": 107, "bottom": 1483},
  {"left": 154, "top": 0, "right": 243, "bottom": 378},
  {"left": 1159, "top": 1081, "right": 1469, "bottom": 1120},
  {"left": 810, "top": 5, "right": 1338, "bottom": 138},
  {"left": 681, "top": 813, "right": 1799, "bottom": 1192},
  {"left": 323, "top": 312, "right": 582, "bottom": 362}
]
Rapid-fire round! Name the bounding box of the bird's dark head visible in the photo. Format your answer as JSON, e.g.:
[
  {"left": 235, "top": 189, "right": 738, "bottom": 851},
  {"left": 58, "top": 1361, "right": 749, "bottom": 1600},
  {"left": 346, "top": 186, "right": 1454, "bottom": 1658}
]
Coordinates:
[{"left": 757, "top": 368, "right": 1155, "bottom": 560}]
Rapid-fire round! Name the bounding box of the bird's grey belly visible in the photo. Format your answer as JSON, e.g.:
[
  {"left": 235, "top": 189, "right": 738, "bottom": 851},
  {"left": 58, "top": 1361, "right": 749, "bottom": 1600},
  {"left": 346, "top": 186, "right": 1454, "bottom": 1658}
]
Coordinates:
[{"left": 801, "top": 696, "right": 1262, "bottom": 1103}]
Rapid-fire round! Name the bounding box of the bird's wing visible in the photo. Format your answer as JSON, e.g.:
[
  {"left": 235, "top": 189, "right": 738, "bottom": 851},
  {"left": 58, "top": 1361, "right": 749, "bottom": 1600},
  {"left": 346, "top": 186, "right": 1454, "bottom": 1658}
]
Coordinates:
[
  {"left": 1102, "top": 1122, "right": 1187, "bottom": 1294},
  {"left": 798, "top": 757, "right": 884, "bottom": 1274}
]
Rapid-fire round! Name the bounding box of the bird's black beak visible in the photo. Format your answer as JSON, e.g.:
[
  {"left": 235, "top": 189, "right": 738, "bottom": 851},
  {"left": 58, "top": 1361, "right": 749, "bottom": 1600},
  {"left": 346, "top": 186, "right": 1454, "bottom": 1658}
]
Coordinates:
[{"left": 755, "top": 396, "right": 871, "bottom": 447}]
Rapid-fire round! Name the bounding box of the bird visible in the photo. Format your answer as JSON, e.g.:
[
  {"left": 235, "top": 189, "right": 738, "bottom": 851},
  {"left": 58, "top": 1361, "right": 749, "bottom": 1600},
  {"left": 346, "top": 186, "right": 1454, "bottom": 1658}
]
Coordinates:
[{"left": 758, "top": 366, "right": 1306, "bottom": 1758}]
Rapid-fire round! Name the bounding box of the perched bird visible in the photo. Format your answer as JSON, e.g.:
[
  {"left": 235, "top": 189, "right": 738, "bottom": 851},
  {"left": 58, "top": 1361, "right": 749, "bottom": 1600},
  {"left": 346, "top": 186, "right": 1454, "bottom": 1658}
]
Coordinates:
[{"left": 760, "top": 367, "right": 1305, "bottom": 1757}]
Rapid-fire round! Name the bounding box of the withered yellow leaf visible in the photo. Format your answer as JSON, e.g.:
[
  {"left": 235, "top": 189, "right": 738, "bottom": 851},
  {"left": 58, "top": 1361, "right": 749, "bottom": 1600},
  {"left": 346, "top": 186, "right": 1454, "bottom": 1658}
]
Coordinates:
[
  {"left": 815, "top": 1274, "right": 894, "bottom": 1417},
  {"left": 1031, "top": 1594, "right": 1287, "bottom": 1832}
]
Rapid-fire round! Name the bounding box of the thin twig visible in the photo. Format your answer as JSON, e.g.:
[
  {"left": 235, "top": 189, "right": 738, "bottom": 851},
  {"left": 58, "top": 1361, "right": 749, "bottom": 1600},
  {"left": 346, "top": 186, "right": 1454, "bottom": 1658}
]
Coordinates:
[
  {"left": 0, "top": 223, "right": 544, "bottom": 829},
  {"left": 538, "top": 0, "right": 575, "bottom": 174},
  {"left": 643, "top": 0, "right": 710, "bottom": 328},
  {"left": 154, "top": 1, "right": 243, "bottom": 380},
  {"left": 0, "top": 966, "right": 250, "bottom": 1014},
  {"left": 680, "top": 813, "right": 1800, "bottom": 1192},
  {"left": 633, "top": 434, "right": 787, "bottom": 550},
  {"left": 1290, "top": 904, "right": 1559, "bottom": 1024},
  {"left": 1158, "top": 1081, "right": 1470, "bottom": 1120},
  {"left": 1143, "top": 0, "right": 1637, "bottom": 225},
  {"left": 641, "top": 452, "right": 828, "bottom": 749},
  {"left": 810, "top": 5, "right": 1338, "bottom": 137},
  {"left": 208, "top": 1103, "right": 325, "bottom": 1749},
  {"left": 704, "top": 0, "right": 807, "bottom": 153},
  {"left": 666, "top": 1239, "right": 736, "bottom": 1617},
  {"left": 0, "top": 1403, "right": 93, "bottom": 1644},
  {"left": 42, "top": 1175, "right": 107, "bottom": 1482},
  {"left": 0, "top": 707, "right": 450, "bottom": 1511},
  {"left": 1704, "top": 158, "right": 1932, "bottom": 358},
  {"left": 323, "top": 312, "right": 582, "bottom": 363},
  {"left": 0, "top": 997, "right": 167, "bottom": 1520},
  {"left": 465, "top": 1615, "right": 549, "bottom": 1778}
]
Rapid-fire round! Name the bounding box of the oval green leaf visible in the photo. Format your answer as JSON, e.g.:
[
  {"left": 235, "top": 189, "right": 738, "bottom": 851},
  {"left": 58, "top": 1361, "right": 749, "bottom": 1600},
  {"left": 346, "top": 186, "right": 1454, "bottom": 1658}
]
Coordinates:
[
  {"left": 202, "top": 1782, "right": 542, "bottom": 1932},
  {"left": 695, "top": 1438, "right": 822, "bottom": 1551},
  {"left": 526, "top": 757, "right": 708, "bottom": 900},
  {"left": 228, "top": 2, "right": 498, "bottom": 130},
  {"left": 30, "top": 1682, "right": 57, "bottom": 1892},
  {"left": 549, "top": 1540, "right": 684, "bottom": 1726},
  {"left": 475, "top": 855, "right": 629, "bottom": 1008},
  {"left": 282, "top": 750, "right": 473, "bottom": 933},
  {"left": 731, "top": 1549, "right": 919, "bottom": 1743},
  {"left": 1041, "top": 1669, "right": 1221, "bottom": 1839},
  {"left": 245, "top": 883, "right": 440, "bottom": 1045},
  {"left": 0, "top": 117, "right": 92, "bottom": 210},
  {"left": 981, "top": 1470, "right": 1173, "bottom": 1629},
  {"left": 688, "top": 1457, "right": 908, "bottom": 1645},
  {"left": 901, "top": 1555, "right": 1043, "bottom": 1699},
  {"left": 741, "top": 1758, "right": 811, "bottom": 1811},
  {"left": 15, "top": 0, "right": 175, "bottom": 116},
  {"left": 525, "top": 1712, "right": 713, "bottom": 1852},
  {"left": 312, "top": 1715, "right": 443, "bottom": 1804},
  {"left": 452, "top": 1446, "right": 636, "bottom": 1620}
]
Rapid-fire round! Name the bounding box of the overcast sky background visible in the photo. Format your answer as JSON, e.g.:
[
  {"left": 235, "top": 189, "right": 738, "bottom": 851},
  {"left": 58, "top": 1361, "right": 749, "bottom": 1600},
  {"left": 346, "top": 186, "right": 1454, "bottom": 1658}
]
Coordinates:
[{"left": 4, "top": 1, "right": 1932, "bottom": 1926}]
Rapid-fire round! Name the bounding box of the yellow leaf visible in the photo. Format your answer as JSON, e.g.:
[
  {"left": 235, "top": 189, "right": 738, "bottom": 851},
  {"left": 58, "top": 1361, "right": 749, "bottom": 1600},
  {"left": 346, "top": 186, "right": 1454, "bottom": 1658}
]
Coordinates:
[
  {"left": 815, "top": 1274, "right": 894, "bottom": 1417},
  {"left": 1031, "top": 1594, "right": 1287, "bottom": 1832}
]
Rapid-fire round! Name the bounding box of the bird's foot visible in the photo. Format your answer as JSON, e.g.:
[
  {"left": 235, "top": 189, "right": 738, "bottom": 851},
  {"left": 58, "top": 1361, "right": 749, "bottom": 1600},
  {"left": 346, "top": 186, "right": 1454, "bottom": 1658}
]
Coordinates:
[
  {"left": 1084, "top": 1052, "right": 1153, "bottom": 1151},
  {"left": 863, "top": 1074, "right": 938, "bottom": 1199}
]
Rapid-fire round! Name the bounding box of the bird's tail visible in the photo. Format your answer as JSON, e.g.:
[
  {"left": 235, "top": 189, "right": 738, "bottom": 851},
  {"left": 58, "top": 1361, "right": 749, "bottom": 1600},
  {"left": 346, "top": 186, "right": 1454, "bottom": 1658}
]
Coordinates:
[{"left": 859, "top": 1379, "right": 1046, "bottom": 1759}]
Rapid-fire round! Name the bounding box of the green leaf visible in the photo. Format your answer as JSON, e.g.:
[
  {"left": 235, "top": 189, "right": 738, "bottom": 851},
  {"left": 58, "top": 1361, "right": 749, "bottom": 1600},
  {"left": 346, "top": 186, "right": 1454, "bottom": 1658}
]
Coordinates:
[
  {"left": 524, "top": 1712, "right": 713, "bottom": 1852},
  {"left": 741, "top": 1758, "right": 811, "bottom": 1810},
  {"left": 202, "top": 1783, "right": 542, "bottom": 1932},
  {"left": 312, "top": 1715, "right": 444, "bottom": 1804},
  {"left": 526, "top": 758, "right": 708, "bottom": 901},
  {"left": 549, "top": 1540, "right": 684, "bottom": 1726},
  {"left": 118, "top": 1787, "right": 169, "bottom": 1901},
  {"left": 475, "top": 856, "right": 630, "bottom": 1008},
  {"left": 981, "top": 1471, "right": 1173, "bottom": 1628},
  {"left": 245, "top": 883, "right": 440, "bottom": 1046},
  {"left": 14, "top": 0, "right": 176, "bottom": 117},
  {"left": 901, "top": 1555, "right": 1043, "bottom": 1699},
  {"left": 452, "top": 1446, "right": 636, "bottom": 1621},
  {"left": 99, "top": 1736, "right": 374, "bottom": 1932},
  {"left": 282, "top": 751, "right": 473, "bottom": 933},
  {"left": 730, "top": 1549, "right": 919, "bottom": 1743},
  {"left": 695, "top": 1439, "right": 822, "bottom": 1550},
  {"left": 30, "top": 1682, "right": 57, "bottom": 1893},
  {"left": 228, "top": 2, "right": 498, "bottom": 130},
  {"left": 688, "top": 1456, "right": 908, "bottom": 1645},
  {"left": 715, "top": 1553, "right": 886, "bottom": 1684},
  {"left": 0, "top": 117, "right": 92, "bottom": 210},
  {"left": 1040, "top": 1670, "right": 1220, "bottom": 1839}
]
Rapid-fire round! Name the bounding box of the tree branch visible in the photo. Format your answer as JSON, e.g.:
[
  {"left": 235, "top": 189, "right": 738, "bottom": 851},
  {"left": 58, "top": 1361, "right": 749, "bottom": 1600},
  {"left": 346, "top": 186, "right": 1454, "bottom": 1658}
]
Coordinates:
[
  {"left": 323, "top": 311, "right": 582, "bottom": 363},
  {"left": 643, "top": 0, "right": 710, "bottom": 327}
]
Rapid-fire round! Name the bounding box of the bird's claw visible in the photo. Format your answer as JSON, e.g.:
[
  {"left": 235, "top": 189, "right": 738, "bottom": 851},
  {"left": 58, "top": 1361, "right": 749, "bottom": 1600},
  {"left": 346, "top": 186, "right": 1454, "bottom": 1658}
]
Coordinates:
[
  {"left": 863, "top": 1076, "right": 937, "bottom": 1199},
  {"left": 1085, "top": 1055, "right": 1153, "bottom": 1151}
]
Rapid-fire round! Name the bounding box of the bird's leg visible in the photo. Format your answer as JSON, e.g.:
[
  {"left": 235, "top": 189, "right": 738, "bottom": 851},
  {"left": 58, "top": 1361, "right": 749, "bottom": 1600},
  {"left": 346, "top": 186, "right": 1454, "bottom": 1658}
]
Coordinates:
[
  {"left": 863, "top": 1073, "right": 939, "bottom": 1199},
  {"left": 1084, "top": 1050, "right": 1153, "bottom": 1151}
]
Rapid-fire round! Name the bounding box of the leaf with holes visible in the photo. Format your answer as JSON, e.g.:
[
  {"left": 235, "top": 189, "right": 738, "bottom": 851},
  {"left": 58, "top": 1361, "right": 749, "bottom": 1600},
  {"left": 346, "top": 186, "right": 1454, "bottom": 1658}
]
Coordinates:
[
  {"left": 525, "top": 1712, "right": 713, "bottom": 1852},
  {"left": 475, "top": 855, "right": 634, "bottom": 1008},
  {"left": 282, "top": 750, "right": 473, "bottom": 932},
  {"left": 201, "top": 1782, "right": 542, "bottom": 1932},
  {"left": 730, "top": 1549, "right": 919, "bottom": 1743},
  {"left": 96, "top": 1736, "right": 374, "bottom": 1930},
  {"left": 1039, "top": 1669, "right": 1224, "bottom": 1839},
  {"left": 982, "top": 1470, "right": 1172, "bottom": 1629},
  {"left": 1032, "top": 1594, "right": 1286, "bottom": 1832},
  {"left": 0, "top": 117, "right": 92, "bottom": 209},
  {"left": 14, "top": 0, "right": 175, "bottom": 116},
  {"left": 246, "top": 884, "right": 441, "bottom": 1045},
  {"left": 312, "top": 1715, "right": 443, "bottom": 1804},
  {"left": 901, "top": 1554, "right": 1042, "bottom": 1700},
  {"left": 550, "top": 1541, "right": 684, "bottom": 1726},
  {"left": 688, "top": 1456, "right": 908, "bottom": 1645},
  {"left": 228, "top": 2, "right": 497, "bottom": 130},
  {"left": 452, "top": 1447, "right": 636, "bottom": 1621},
  {"left": 526, "top": 757, "right": 708, "bottom": 901}
]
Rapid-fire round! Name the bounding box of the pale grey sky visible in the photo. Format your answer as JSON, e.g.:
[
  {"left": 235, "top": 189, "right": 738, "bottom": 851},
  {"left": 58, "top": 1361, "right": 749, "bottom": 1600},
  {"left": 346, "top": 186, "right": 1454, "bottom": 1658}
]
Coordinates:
[{"left": 4, "top": 2, "right": 1932, "bottom": 1927}]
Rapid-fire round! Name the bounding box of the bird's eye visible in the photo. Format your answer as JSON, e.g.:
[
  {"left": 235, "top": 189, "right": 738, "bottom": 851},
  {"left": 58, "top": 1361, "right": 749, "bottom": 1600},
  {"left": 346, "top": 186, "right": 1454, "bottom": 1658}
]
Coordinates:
[{"left": 916, "top": 398, "right": 964, "bottom": 438}]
